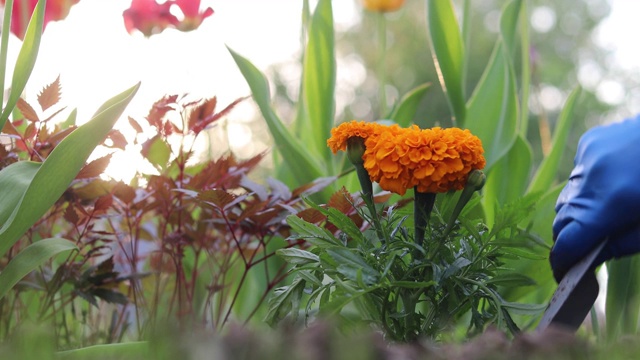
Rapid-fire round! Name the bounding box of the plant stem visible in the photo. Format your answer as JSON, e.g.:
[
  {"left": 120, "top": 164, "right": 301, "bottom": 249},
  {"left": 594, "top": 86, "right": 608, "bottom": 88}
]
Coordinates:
[
  {"left": 377, "top": 12, "right": 388, "bottom": 117},
  {"left": 414, "top": 189, "right": 436, "bottom": 253},
  {"left": 355, "top": 164, "right": 387, "bottom": 243}
]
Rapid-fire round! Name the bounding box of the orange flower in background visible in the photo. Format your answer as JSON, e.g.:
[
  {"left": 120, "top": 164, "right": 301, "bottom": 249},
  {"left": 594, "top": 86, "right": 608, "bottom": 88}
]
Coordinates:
[
  {"left": 328, "top": 121, "right": 486, "bottom": 196},
  {"left": 361, "top": 0, "right": 405, "bottom": 12},
  {"left": 0, "top": 0, "right": 80, "bottom": 40}
]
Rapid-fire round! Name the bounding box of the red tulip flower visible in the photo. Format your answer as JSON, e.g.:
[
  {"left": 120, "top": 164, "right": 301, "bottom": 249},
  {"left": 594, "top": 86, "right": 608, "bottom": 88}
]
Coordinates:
[
  {"left": 173, "top": 0, "right": 214, "bottom": 31},
  {"left": 123, "top": 0, "right": 213, "bottom": 37},
  {"left": 0, "top": 0, "right": 80, "bottom": 40}
]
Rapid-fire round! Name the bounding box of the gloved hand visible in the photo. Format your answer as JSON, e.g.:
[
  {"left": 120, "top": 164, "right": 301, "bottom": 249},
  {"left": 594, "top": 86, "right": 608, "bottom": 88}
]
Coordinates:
[{"left": 551, "top": 114, "right": 640, "bottom": 281}]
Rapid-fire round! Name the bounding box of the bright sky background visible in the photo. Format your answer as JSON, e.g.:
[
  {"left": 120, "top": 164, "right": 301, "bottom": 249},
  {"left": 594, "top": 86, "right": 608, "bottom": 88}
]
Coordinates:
[{"left": 3, "top": 0, "right": 640, "bottom": 179}]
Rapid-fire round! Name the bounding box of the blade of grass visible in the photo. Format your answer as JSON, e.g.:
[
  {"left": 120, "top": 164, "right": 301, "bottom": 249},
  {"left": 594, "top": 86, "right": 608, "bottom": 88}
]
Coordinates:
[
  {"left": 527, "top": 87, "right": 582, "bottom": 195},
  {"left": 228, "top": 46, "right": 325, "bottom": 186},
  {"left": 0, "top": 238, "right": 76, "bottom": 300},
  {"left": 426, "top": 0, "right": 466, "bottom": 126},
  {"left": 0, "top": 0, "right": 45, "bottom": 130},
  {"left": 303, "top": 0, "right": 335, "bottom": 163}
]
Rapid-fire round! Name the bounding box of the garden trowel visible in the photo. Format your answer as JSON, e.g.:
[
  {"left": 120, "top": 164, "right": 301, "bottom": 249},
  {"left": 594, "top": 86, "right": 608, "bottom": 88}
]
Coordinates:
[{"left": 536, "top": 240, "right": 606, "bottom": 332}]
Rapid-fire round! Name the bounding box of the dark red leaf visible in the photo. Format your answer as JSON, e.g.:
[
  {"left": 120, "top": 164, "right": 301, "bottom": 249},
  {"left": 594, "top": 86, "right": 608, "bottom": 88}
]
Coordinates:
[
  {"left": 94, "top": 194, "right": 113, "bottom": 212},
  {"left": 327, "top": 187, "right": 356, "bottom": 214},
  {"left": 198, "top": 189, "right": 242, "bottom": 210},
  {"left": 76, "top": 154, "right": 113, "bottom": 180},
  {"left": 146, "top": 95, "right": 178, "bottom": 129},
  {"left": 297, "top": 208, "right": 326, "bottom": 224},
  {"left": 17, "top": 98, "right": 39, "bottom": 122},
  {"left": 113, "top": 182, "right": 136, "bottom": 204},
  {"left": 187, "top": 96, "right": 217, "bottom": 131},
  {"left": 38, "top": 75, "right": 61, "bottom": 112},
  {"left": 105, "top": 129, "right": 127, "bottom": 150},
  {"left": 128, "top": 116, "right": 144, "bottom": 133},
  {"left": 64, "top": 205, "right": 80, "bottom": 225},
  {"left": 191, "top": 96, "right": 247, "bottom": 134}
]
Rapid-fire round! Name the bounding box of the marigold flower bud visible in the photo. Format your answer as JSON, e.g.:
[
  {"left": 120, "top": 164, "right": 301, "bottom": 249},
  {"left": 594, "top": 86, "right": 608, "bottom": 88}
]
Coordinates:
[
  {"left": 466, "top": 170, "right": 486, "bottom": 191},
  {"left": 346, "top": 137, "right": 366, "bottom": 165}
]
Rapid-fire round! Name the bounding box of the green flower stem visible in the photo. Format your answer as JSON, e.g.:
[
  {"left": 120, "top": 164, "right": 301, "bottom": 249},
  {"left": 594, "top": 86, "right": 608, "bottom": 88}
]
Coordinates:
[
  {"left": 377, "top": 12, "right": 387, "bottom": 117},
  {"left": 414, "top": 189, "right": 436, "bottom": 253},
  {"left": 443, "top": 170, "right": 485, "bottom": 238},
  {"left": 354, "top": 163, "right": 387, "bottom": 244}
]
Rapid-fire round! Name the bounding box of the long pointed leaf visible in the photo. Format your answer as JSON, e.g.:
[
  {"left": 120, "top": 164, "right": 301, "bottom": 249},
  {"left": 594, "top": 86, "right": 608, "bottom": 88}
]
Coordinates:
[
  {"left": 303, "top": 0, "right": 335, "bottom": 163},
  {"left": 465, "top": 41, "right": 518, "bottom": 170},
  {"left": 606, "top": 257, "right": 640, "bottom": 338},
  {"left": 518, "top": 1, "right": 531, "bottom": 136},
  {"left": 0, "top": 0, "right": 45, "bottom": 130},
  {"left": 228, "top": 47, "right": 324, "bottom": 186},
  {"left": 527, "top": 87, "right": 582, "bottom": 194},
  {"left": 0, "top": 238, "right": 76, "bottom": 300},
  {"left": 482, "top": 135, "right": 532, "bottom": 226},
  {"left": 0, "top": 83, "right": 139, "bottom": 257},
  {"left": 389, "top": 83, "right": 431, "bottom": 127},
  {"left": 0, "top": 0, "right": 15, "bottom": 109},
  {"left": 427, "top": 0, "right": 466, "bottom": 125}
]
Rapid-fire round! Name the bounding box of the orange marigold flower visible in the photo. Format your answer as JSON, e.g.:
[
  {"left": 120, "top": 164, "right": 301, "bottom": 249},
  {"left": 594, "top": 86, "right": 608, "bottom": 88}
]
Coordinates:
[
  {"left": 327, "top": 120, "right": 383, "bottom": 154},
  {"left": 327, "top": 122, "right": 486, "bottom": 196}
]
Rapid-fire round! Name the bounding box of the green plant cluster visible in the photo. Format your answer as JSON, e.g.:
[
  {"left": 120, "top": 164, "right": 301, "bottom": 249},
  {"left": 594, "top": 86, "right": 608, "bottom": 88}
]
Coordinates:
[{"left": 267, "top": 188, "right": 546, "bottom": 341}]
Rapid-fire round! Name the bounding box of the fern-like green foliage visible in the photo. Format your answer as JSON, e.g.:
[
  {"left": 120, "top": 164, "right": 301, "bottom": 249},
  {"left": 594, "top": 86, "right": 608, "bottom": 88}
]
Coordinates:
[{"left": 266, "top": 190, "right": 547, "bottom": 341}]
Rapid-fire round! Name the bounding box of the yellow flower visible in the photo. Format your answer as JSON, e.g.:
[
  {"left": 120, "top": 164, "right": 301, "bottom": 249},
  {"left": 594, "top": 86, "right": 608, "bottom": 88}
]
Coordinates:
[{"left": 361, "top": 0, "right": 405, "bottom": 12}]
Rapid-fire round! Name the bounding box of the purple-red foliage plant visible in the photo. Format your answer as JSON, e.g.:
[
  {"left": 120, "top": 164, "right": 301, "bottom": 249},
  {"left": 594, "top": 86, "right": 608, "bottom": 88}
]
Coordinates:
[{"left": 0, "top": 78, "right": 343, "bottom": 346}]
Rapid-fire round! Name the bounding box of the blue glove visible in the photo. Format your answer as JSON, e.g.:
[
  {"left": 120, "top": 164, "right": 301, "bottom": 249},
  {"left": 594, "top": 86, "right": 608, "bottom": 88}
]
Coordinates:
[{"left": 551, "top": 114, "right": 640, "bottom": 281}]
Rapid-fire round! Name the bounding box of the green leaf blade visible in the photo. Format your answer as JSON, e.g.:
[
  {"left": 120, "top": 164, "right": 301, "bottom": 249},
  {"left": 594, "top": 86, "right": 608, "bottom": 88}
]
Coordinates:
[
  {"left": 427, "top": 0, "right": 466, "bottom": 125},
  {"left": 0, "top": 0, "right": 45, "bottom": 130},
  {"left": 0, "top": 83, "right": 140, "bottom": 257},
  {"left": 228, "top": 47, "right": 325, "bottom": 186},
  {"left": 527, "top": 87, "right": 582, "bottom": 195},
  {"left": 466, "top": 42, "right": 519, "bottom": 171},
  {"left": 303, "top": 0, "right": 335, "bottom": 162},
  {"left": 0, "top": 238, "right": 76, "bottom": 300},
  {"left": 389, "top": 83, "right": 431, "bottom": 127}
]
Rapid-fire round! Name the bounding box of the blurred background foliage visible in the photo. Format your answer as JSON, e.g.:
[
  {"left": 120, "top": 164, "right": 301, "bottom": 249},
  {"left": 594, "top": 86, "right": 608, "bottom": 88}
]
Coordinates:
[{"left": 266, "top": 0, "right": 614, "bottom": 183}]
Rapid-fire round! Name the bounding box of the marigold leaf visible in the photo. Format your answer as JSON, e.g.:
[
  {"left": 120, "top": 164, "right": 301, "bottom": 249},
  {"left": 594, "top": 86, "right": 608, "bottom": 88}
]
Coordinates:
[
  {"left": 276, "top": 248, "right": 320, "bottom": 265},
  {"left": 264, "top": 277, "right": 305, "bottom": 327},
  {"left": 326, "top": 247, "right": 378, "bottom": 285},
  {"left": 286, "top": 215, "right": 341, "bottom": 248},
  {"left": 486, "top": 273, "right": 536, "bottom": 287},
  {"left": 37, "top": 75, "right": 62, "bottom": 112}
]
